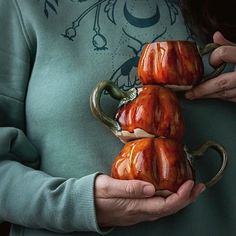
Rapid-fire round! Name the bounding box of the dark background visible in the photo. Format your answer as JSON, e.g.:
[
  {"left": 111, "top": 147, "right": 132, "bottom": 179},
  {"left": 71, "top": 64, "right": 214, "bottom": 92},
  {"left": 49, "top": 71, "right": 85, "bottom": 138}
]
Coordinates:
[{"left": 0, "top": 222, "right": 10, "bottom": 236}]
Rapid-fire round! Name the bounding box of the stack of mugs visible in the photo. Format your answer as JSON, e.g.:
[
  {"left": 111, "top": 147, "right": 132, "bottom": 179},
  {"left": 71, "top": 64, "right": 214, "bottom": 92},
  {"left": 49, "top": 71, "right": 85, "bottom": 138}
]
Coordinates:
[{"left": 90, "top": 40, "right": 227, "bottom": 196}]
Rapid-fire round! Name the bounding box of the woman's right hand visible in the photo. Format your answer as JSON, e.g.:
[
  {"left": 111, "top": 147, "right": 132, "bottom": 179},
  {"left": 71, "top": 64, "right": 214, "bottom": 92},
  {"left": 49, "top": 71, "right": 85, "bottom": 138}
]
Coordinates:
[{"left": 95, "top": 175, "right": 205, "bottom": 228}]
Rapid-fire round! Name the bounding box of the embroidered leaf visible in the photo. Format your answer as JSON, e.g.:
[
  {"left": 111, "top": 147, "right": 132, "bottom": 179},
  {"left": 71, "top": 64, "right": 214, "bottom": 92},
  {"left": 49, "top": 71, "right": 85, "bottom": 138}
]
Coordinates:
[
  {"left": 104, "top": 0, "right": 117, "bottom": 25},
  {"left": 43, "top": 0, "right": 59, "bottom": 17},
  {"left": 46, "top": 0, "right": 57, "bottom": 14},
  {"left": 53, "top": 0, "right": 58, "bottom": 5},
  {"left": 165, "top": 0, "right": 179, "bottom": 25},
  {"left": 44, "top": 8, "right": 49, "bottom": 18}
]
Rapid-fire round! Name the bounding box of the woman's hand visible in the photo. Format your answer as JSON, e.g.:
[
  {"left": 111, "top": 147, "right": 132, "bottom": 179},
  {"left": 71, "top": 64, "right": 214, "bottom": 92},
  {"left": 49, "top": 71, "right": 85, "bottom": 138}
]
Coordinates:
[
  {"left": 95, "top": 174, "right": 205, "bottom": 228},
  {"left": 185, "top": 31, "right": 236, "bottom": 102}
]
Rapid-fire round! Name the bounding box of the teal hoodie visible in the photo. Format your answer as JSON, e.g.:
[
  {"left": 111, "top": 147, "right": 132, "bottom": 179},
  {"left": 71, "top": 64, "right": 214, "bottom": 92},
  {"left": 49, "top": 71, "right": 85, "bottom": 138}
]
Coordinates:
[{"left": 0, "top": 0, "right": 236, "bottom": 236}]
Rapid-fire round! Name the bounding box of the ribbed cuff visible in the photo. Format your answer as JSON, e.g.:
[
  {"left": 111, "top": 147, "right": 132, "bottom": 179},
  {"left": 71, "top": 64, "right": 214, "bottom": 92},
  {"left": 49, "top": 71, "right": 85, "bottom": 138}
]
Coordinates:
[{"left": 74, "top": 172, "right": 113, "bottom": 234}]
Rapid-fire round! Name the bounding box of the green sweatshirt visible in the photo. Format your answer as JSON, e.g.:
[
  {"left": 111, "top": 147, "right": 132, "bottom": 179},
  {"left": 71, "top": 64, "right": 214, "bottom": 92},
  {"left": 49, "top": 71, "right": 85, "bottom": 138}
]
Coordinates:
[{"left": 0, "top": 0, "right": 235, "bottom": 235}]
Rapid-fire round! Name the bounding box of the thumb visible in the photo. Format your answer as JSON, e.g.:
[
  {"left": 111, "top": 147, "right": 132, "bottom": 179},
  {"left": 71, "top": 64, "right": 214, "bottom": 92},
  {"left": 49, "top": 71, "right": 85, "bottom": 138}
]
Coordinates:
[
  {"left": 96, "top": 175, "right": 156, "bottom": 198},
  {"left": 213, "top": 31, "right": 236, "bottom": 46}
]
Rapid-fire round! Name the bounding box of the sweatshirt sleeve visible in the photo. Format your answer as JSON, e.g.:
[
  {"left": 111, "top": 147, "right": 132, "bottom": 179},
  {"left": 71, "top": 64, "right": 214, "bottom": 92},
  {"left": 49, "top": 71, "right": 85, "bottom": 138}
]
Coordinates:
[{"left": 0, "top": 0, "right": 106, "bottom": 233}]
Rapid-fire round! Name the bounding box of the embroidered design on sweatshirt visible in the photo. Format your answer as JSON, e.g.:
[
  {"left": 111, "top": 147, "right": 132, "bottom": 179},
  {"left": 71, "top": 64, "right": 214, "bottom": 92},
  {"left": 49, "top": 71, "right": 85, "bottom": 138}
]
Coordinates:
[
  {"left": 62, "top": 0, "right": 117, "bottom": 50},
  {"left": 109, "top": 27, "right": 167, "bottom": 91},
  {"left": 41, "top": 0, "right": 85, "bottom": 18},
  {"left": 165, "top": 0, "right": 178, "bottom": 25},
  {"left": 123, "top": 2, "right": 160, "bottom": 28},
  {"left": 61, "top": 0, "right": 180, "bottom": 49},
  {"left": 42, "top": 0, "right": 59, "bottom": 18},
  {"left": 40, "top": 0, "right": 180, "bottom": 51},
  {"left": 39, "top": 0, "right": 192, "bottom": 92}
]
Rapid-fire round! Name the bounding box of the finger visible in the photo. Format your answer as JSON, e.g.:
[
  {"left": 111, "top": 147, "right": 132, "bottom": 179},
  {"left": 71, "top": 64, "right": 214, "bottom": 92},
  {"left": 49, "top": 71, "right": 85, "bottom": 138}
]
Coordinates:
[
  {"left": 185, "top": 71, "right": 236, "bottom": 99},
  {"left": 190, "top": 183, "right": 206, "bottom": 201},
  {"left": 213, "top": 31, "right": 236, "bottom": 46},
  {"left": 96, "top": 175, "right": 156, "bottom": 199},
  {"left": 139, "top": 180, "right": 195, "bottom": 217},
  {"left": 160, "top": 182, "right": 205, "bottom": 216},
  {"left": 126, "top": 181, "right": 204, "bottom": 223},
  {"left": 211, "top": 32, "right": 236, "bottom": 66},
  {"left": 210, "top": 45, "right": 236, "bottom": 66},
  {"left": 203, "top": 88, "right": 236, "bottom": 100},
  {"left": 163, "top": 180, "right": 195, "bottom": 211},
  {"left": 225, "top": 97, "right": 236, "bottom": 103}
]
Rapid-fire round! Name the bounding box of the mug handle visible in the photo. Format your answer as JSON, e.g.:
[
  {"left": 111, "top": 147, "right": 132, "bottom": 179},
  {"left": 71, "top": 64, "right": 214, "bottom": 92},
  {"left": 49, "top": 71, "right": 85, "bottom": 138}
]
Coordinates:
[
  {"left": 198, "top": 43, "right": 227, "bottom": 80},
  {"left": 90, "top": 80, "right": 138, "bottom": 133},
  {"left": 185, "top": 140, "right": 228, "bottom": 188}
]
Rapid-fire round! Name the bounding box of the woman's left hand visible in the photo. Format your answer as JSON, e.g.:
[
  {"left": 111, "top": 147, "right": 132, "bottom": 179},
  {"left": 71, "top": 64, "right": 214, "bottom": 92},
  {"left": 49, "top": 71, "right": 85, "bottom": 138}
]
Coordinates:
[{"left": 185, "top": 31, "right": 236, "bottom": 102}]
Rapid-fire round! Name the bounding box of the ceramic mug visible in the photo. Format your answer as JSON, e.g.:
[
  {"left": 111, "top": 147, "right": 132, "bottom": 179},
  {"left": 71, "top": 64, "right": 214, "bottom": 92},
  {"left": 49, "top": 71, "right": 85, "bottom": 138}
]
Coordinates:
[
  {"left": 90, "top": 80, "right": 185, "bottom": 143},
  {"left": 138, "top": 41, "right": 226, "bottom": 91},
  {"left": 111, "top": 138, "right": 228, "bottom": 196}
]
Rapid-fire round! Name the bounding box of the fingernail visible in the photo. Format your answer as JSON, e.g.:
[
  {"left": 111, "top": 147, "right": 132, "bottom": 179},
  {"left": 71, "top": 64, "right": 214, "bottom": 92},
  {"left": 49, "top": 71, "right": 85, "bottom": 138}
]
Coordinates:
[
  {"left": 143, "top": 185, "right": 155, "bottom": 196},
  {"left": 189, "top": 180, "right": 195, "bottom": 188},
  {"left": 200, "top": 185, "right": 206, "bottom": 193},
  {"left": 185, "top": 91, "right": 194, "bottom": 100}
]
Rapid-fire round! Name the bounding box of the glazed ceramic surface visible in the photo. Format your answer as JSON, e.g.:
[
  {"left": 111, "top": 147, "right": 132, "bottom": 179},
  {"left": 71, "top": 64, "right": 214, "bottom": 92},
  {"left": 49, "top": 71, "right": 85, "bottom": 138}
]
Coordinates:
[
  {"left": 111, "top": 138, "right": 194, "bottom": 194},
  {"left": 138, "top": 41, "right": 225, "bottom": 89},
  {"left": 90, "top": 81, "right": 184, "bottom": 143},
  {"left": 111, "top": 138, "right": 228, "bottom": 195},
  {"left": 115, "top": 85, "right": 184, "bottom": 142}
]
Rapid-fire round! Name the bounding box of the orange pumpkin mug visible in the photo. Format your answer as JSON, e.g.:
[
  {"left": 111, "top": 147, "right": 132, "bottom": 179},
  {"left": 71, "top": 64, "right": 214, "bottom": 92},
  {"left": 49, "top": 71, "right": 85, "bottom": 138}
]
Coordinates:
[
  {"left": 111, "top": 138, "right": 228, "bottom": 196},
  {"left": 90, "top": 80, "right": 185, "bottom": 143},
  {"left": 138, "top": 41, "right": 226, "bottom": 90}
]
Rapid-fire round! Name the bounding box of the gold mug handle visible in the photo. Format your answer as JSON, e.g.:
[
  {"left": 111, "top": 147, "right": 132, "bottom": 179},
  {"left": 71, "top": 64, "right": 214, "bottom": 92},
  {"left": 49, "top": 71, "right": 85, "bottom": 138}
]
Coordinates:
[
  {"left": 185, "top": 140, "right": 228, "bottom": 188},
  {"left": 198, "top": 43, "right": 227, "bottom": 81},
  {"left": 90, "top": 80, "right": 137, "bottom": 133}
]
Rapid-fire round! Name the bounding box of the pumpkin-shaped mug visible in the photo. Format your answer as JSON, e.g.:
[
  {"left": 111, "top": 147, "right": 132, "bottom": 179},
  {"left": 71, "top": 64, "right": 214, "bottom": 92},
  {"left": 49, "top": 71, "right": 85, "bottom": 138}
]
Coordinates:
[
  {"left": 90, "top": 80, "right": 184, "bottom": 143},
  {"left": 138, "top": 41, "right": 226, "bottom": 91},
  {"left": 111, "top": 138, "right": 228, "bottom": 196}
]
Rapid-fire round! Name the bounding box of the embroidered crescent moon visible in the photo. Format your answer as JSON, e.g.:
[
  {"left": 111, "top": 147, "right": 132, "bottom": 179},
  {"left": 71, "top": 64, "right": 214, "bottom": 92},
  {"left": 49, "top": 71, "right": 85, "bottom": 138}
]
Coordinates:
[{"left": 124, "top": 3, "right": 160, "bottom": 28}]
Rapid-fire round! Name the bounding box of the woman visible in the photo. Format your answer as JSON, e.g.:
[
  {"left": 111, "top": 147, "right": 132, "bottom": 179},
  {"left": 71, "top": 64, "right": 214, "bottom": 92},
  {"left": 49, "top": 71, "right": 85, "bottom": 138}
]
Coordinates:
[{"left": 0, "top": 0, "right": 235, "bottom": 235}]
